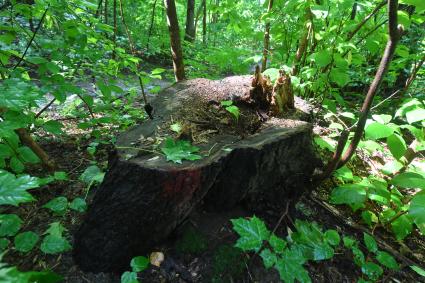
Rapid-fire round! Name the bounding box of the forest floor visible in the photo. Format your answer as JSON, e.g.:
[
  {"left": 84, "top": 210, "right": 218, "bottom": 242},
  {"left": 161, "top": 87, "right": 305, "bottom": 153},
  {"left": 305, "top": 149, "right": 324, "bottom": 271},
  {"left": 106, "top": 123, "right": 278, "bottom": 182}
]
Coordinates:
[{"left": 4, "top": 68, "right": 425, "bottom": 283}]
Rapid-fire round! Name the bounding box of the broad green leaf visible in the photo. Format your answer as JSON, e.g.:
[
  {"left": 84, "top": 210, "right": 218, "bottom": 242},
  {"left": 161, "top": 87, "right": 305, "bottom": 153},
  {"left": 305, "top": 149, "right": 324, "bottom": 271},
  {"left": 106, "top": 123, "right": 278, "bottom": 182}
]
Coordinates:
[
  {"left": 386, "top": 134, "right": 406, "bottom": 160},
  {"left": 14, "top": 231, "right": 39, "bottom": 253},
  {"left": 130, "top": 256, "right": 149, "bottom": 272},
  {"left": 361, "top": 262, "right": 383, "bottom": 281},
  {"left": 79, "top": 165, "right": 105, "bottom": 184},
  {"left": 334, "top": 166, "right": 353, "bottom": 181},
  {"left": 0, "top": 238, "right": 9, "bottom": 251},
  {"left": 151, "top": 68, "right": 166, "bottom": 75},
  {"left": 0, "top": 172, "right": 39, "bottom": 206},
  {"left": 408, "top": 192, "right": 425, "bottom": 234},
  {"left": 17, "top": 146, "right": 40, "bottom": 164},
  {"left": 324, "top": 230, "right": 340, "bottom": 246},
  {"left": 43, "top": 197, "right": 68, "bottom": 215},
  {"left": 363, "top": 233, "right": 377, "bottom": 253},
  {"left": 0, "top": 214, "right": 22, "bottom": 237},
  {"left": 410, "top": 265, "right": 425, "bottom": 277},
  {"left": 375, "top": 251, "right": 398, "bottom": 270},
  {"left": 262, "top": 68, "right": 280, "bottom": 82},
  {"left": 40, "top": 235, "right": 72, "bottom": 254},
  {"left": 313, "top": 242, "right": 334, "bottom": 260},
  {"left": 330, "top": 68, "right": 350, "bottom": 87},
  {"left": 391, "top": 172, "right": 425, "bottom": 189},
  {"left": 53, "top": 171, "right": 68, "bottom": 181},
  {"left": 372, "top": 114, "right": 392, "bottom": 124},
  {"left": 381, "top": 161, "right": 403, "bottom": 175},
  {"left": 69, "top": 198, "right": 87, "bottom": 213},
  {"left": 121, "top": 271, "right": 139, "bottom": 283},
  {"left": 42, "top": 120, "right": 64, "bottom": 135},
  {"left": 260, "top": 248, "right": 277, "bottom": 269},
  {"left": 361, "top": 210, "right": 378, "bottom": 227},
  {"left": 231, "top": 216, "right": 270, "bottom": 252},
  {"left": 330, "top": 184, "right": 367, "bottom": 205},
  {"left": 269, "top": 234, "right": 287, "bottom": 253},
  {"left": 343, "top": 236, "right": 356, "bottom": 248},
  {"left": 391, "top": 215, "right": 412, "bottom": 240},
  {"left": 314, "top": 136, "right": 335, "bottom": 151},
  {"left": 275, "top": 246, "right": 311, "bottom": 283},
  {"left": 225, "top": 105, "right": 240, "bottom": 120},
  {"left": 365, "top": 122, "right": 394, "bottom": 140},
  {"left": 310, "top": 50, "right": 332, "bottom": 67},
  {"left": 10, "top": 157, "right": 25, "bottom": 173},
  {"left": 161, "top": 138, "right": 202, "bottom": 164},
  {"left": 44, "top": 222, "right": 66, "bottom": 237}
]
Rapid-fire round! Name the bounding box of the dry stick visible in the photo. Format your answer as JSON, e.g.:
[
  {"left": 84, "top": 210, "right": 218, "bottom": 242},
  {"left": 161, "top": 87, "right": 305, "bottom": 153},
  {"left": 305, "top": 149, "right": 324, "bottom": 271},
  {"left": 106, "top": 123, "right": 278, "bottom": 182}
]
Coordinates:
[
  {"left": 146, "top": 0, "right": 158, "bottom": 51},
  {"left": 35, "top": 98, "right": 56, "bottom": 119},
  {"left": 346, "top": 0, "right": 386, "bottom": 41},
  {"left": 13, "top": 7, "right": 48, "bottom": 70},
  {"left": 261, "top": 0, "right": 274, "bottom": 72},
  {"left": 118, "top": 0, "right": 135, "bottom": 54},
  {"left": 332, "top": 0, "right": 402, "bottom": 170}
]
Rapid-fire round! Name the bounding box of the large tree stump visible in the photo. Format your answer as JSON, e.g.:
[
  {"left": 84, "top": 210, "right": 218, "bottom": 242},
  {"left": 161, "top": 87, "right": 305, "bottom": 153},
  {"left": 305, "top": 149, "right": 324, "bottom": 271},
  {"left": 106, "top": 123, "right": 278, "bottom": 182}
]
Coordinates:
[{"left": 74, "top": 76, "right": 321, "bottom": 272}]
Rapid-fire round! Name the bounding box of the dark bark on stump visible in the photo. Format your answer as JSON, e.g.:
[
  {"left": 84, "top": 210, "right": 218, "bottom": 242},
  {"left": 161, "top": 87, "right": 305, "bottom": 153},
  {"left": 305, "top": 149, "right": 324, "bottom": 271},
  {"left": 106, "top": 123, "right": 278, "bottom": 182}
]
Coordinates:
[{"left": 74, "top": 76, "right": 320, "bottom": 272}]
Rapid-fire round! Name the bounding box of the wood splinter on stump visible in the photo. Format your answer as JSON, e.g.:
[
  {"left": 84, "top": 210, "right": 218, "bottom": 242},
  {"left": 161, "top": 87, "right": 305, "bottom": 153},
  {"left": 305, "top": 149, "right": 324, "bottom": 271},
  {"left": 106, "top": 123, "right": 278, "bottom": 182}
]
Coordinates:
[{"left": 74, "top": 72, "right": 320, "bottom": 272}]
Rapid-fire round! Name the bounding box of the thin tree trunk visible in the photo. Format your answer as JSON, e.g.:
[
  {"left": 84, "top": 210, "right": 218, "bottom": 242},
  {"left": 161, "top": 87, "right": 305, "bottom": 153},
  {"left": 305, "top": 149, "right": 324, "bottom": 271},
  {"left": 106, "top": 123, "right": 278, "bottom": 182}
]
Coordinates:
[
  {"left": 350, "top": 0, "right": 357, "bottom": 20},
  {"left": 318, "top": 0, "right": 403, "bottom": 180},
  {"left": 147, "top": 0, "right": 158, "bottom": 50},
  {"left": 104, "top": 0, "right": 108, "bottom": 24},
  {"left": 112, "top": 0, "right": 117, "bottom": 59},
  {"left": 164, "top": 0, "right": 185, "bottom": 81},
  {"left": 202, "top": 0, "right": 207, "bottom": 44},
  {"left": 292, "top": 6, "right": 313, "bottom": 76},
  {"left": 184, "top": 0, "right": 196, "bottom": 42},
  {"left": 118, "top": 0, "right": 135, "bottom": 54},
  {"left": 261, "top": 0, "right": 274, "bottom": 72},
  {"left": 95, "top": 0, "right": 103, "bottom": 18},
  {"left": 347, "top": 0, "right": 386, "bottom": 40},
  {"left": 194, "top": 0, "right": 205, "bottom": 35}
]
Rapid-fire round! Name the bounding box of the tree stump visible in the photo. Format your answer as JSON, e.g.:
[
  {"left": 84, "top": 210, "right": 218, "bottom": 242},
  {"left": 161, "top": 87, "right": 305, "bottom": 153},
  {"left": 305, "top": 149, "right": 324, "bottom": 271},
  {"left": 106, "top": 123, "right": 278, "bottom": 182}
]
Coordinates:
[{"left": 74, "top": 75, "right": 321, "bottom": 272}]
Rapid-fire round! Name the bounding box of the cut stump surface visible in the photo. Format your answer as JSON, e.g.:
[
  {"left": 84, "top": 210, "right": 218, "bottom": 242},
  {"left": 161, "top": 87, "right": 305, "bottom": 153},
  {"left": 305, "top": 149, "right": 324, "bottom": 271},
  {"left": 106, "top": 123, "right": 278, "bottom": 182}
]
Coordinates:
[{"left": 74, "top": 76, "right": 321, "bottom": 272}]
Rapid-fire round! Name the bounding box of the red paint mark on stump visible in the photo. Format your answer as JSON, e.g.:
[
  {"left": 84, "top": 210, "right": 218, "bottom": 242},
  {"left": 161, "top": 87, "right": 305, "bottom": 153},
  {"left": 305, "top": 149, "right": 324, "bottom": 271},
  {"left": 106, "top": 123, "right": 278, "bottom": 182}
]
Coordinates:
[{"left": 163, "top": 169, "right": 201, "bottom": 201}]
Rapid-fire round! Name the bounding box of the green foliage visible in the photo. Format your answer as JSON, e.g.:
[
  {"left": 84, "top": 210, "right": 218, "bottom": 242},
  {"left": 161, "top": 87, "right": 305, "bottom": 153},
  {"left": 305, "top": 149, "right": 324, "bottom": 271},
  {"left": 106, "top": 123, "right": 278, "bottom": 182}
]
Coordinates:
[
  {"left": 176, "top": 226, "right": 207, "bottom": 255},
  {"left": 43, "top": 197, "right": 68, "bottom": 215},
  {"left": 121, "top": 255, "right": 150, "bottom": 283},
  {"left": 0, "top": 171, "right": 40, "bottom": 206},
  {"left": 40, "top": 222, "right": 71, "bottom": 254},
  {"left": 0, "top": 214, "right": 22, "bottom": 237},
  {"left": 220, "top": 100, "right": 240, "bottom": 120},
  {"left": 14, "top": 231, "right": 39, "bottom": 253},
  {"left": 161, "top": 138, "right": 202, "bottom": 164}
]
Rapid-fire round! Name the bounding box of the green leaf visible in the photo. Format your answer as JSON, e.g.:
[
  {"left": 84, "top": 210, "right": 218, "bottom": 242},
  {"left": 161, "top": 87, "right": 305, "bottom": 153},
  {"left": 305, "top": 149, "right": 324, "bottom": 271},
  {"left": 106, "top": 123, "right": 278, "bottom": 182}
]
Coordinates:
[
  {"left": 231, "top": 216, "right": 270, "bottom": 252},
  {"left": 260, "top": 248, "right": 277, "bottom": 269},
  {"left": 170, "top": 123, "right": 182, "bottom": 133},
  {"left": 275, "top": 246, "right": 311, "bottom": 283},
  {"left": 343, "top": 236, "right": 356, "bottom": 248},
  {"left": 330, "top": 68, "right": 350, "bottom": 87},
  {"left": 43, "top": 197, "right": 68, "bottom": 215},
  {"left": 410, "top": 265, "right": 425, "bottom": 277},
  {"left": 330, "top": 184, "right": 367, "bottom": 205},
  {"left": 151, "top": 68, "right": 166, "bottom": 75},
  {"left": 405, "top": 108, "right": 425, "bottom": 124},
  {"left": 324, "top": 230, "right": 340, "bottom": 246},
  {"left": 10, "top": 157, "right": 25, "bottom": 173},
  {"left": 365, "top": 122, "right": 394, "bottom": 140},
  {"left": 161, "top": 138, "right": 202, "bottom": 164},
  {"left": 391, "top": 172, "right": 425, "bottom": 189},
  {"left": 17, "top": 146, "right": 40, "bottom": 164},
  {"left": 225, "top": 105, "right": 240, "bottom": 120},
  {"left": 334, "top": 166, "right": 353, "bottom": 181},
  {"left": 69, "top": 198, "right": 87, "bottom": 213},
  {"left": 310, "top": 50, "right": 332, "bottom": 67},
  {"left": 361, "top": 262, "right": 383, "bottom": 281},
  {"left": 375, "top": 251, "right": 398, "bottom": 270},
  {"left": 121, "top": 271, "right": 139, "bottom": 283},
  {"left": 372, "top": 114, "right": 392, "bottom": 124},
  {"left": 386, "top": 134, "right": 406, "bottom": 160},
  {"left": 391, "top": 215, "right": 412, "bottom": 240},
  {"left": 0, "top": 172, "right": 39, "bottom": 206},
  {"left": 269, "top": 234, "right": 287, "bottom": 253},
  {"left": 44, "top": 222, "right": 66, "bottom": 237},
  {"left": 220, "top": 100, "right": 233, "bottom": 106},
  {"left": 42, "top": 121, "right": 64, "bottom": 135},
  {"left": 14, "top": 231, "right": 39, "bottom": 253},
  {"left": 40, "top": 235, "right": 72, "bottom": 254},
  {"left": 53, "top": 171, "right": 68, "bottom": 181},
  {"left": 313, "top": 242, "right": 334, "bottom": 260},
  {"left": 409, "top": 192, "right": 425, "bottom": 234},
  {"left": 363, "top": 233, "right": 378, "bottom": 253},
  {"left": 0, "top": 214, "right": 22, "bottom": 237},
  {"left": 262, "top": 68, "right": 280, "bottom": 82},
  {"left": 79, "top": 165, "right": 105, "bottom": 184},
  {"left": 0, "top": 238, "right": 9, "bottom": 251},
  {"left": 130, "top": 256, "right": 149, "bottom": 272},
  {"left": 361, "top": 210, "right": 378, "bottom": 227}
]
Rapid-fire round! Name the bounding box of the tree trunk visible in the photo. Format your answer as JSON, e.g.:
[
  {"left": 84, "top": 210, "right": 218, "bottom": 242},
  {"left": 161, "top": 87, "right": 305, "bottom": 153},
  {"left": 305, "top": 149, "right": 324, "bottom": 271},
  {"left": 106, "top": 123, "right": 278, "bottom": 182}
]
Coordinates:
[
  {"left": 112, "top": 0, "right": 117, "bottom": 59},
  {"left": 104, "top": 0, "right": 108, "bottom": 24},
  {"left": 202, "top": 0, "right": 206, "bottom": 44},
  {"left": 164, "top": 0, "right": 185, "bottom": 81},
  {"left": 146, "top": 0, "right": 158, "bottom": 51},
  {"left": 194, "top": 0, "right": 205, "bottom": 36},
  {"left": 184, "top": 0, "right": 196, "bottom": 42},
  {"left": 261, "top": 0, "right": 274, "bottom": 72}
]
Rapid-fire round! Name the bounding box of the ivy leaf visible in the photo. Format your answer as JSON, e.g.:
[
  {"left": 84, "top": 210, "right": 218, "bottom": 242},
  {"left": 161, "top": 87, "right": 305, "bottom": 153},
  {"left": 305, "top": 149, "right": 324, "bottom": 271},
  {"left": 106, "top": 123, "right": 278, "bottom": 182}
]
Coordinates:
[
  {"left": 375, "top": 251, "right": 399, "bottom": 270},
  {"left": 69, "top": 198, "right": 87, "bottom": 213},
  {"left": 275, "top": 246, "right": 310, "bottom": 283},
  {"left": 231, "top": 216, "right": 270, "bottom": 252},
  {"left": 40, "top": 235, "right": 72, "bottom": 254},
  {"left": 14, "top": 231, "right": 39, "bottom": 253},
  {"left": 363, "top": 233, "right": 378, "bottom": 253},
  {"left": 43, "top": 197, "right": 68, "bottom": 215},
  {"left": 0, "top": 172, "right": 40, "bottom": 206},
  {"left": 365, "top": 122, "right": 394, "bottom": 140},
  {"left": 324, "top": 230, "right": 340, "bottom": 246},
  {"left": 361, "top": 262, "right": 383, "bottom": 281},
  {"left": 260, "top": 248, "right": 277, "bottom": 269},
  {"left": 408, "top": 192, "right": 425, "bottom": 234},
  {"left": 121, "top": 271, "right": 139, "bottom": 283},
  {"left": 130, "top": 256, "right": 149, "bottom": 272},
  {"left": 0, "top": 214, "right": 22, "bottom": 237},
  {"left": 161, "top": 138, "right": 202, "bottom": 164}
]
